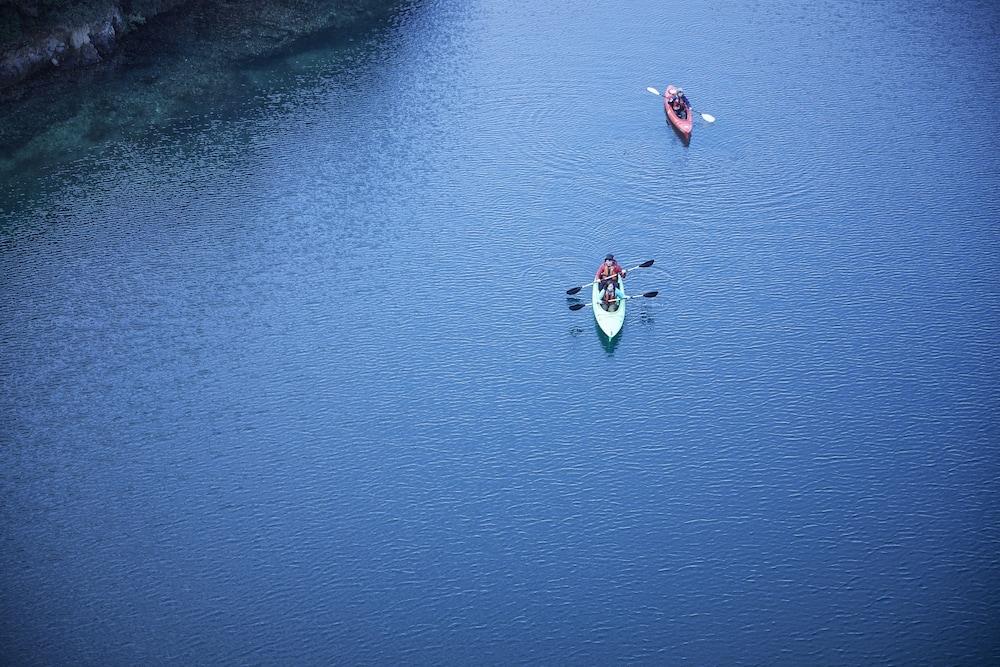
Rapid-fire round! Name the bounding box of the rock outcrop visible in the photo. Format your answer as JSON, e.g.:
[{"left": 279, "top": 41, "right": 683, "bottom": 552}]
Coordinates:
[
  {"left": 0, "top": 1, "right": 400, "bottom": 94},
  {"left": 0, "top": 0, "right": 402, "bottom": 182},
  {"left": 0, "top": 8, "right": 127, "bottom": 90}
]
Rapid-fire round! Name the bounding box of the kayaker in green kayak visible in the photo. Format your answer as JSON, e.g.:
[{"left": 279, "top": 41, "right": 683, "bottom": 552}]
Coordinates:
[
  {"left": 599, "top": 278, "right": 624, "bottom": 312},
  {"left": 595, "top": 253, "right": 626, "bottom": 283}
]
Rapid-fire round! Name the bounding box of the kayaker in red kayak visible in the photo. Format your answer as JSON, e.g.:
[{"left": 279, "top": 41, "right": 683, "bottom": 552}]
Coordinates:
[
  {"left": 600, "top": 278, "right": 624, "bottom": 312},
  {"left": 595, "top": 253, "right": 626, "bottom": 283},
  {"left": 668, "top": 87, "right": 691, "bottom": 119}
]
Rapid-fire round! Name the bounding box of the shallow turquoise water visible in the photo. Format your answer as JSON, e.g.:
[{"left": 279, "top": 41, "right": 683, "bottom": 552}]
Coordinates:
[{"left": 3, "top": 1, "right": 1000, "bottom": 663}]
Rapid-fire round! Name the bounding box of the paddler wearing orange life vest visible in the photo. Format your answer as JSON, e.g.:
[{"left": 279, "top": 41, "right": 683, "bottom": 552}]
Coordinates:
[
  {"left": 599, "top": 278, "right": 624, "bottom": 312},
  {"left": 595, "top": 253, "right": 626, "bottom": 284}
]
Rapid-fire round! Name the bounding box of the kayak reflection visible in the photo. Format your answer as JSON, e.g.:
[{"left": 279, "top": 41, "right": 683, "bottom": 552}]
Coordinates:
[{"left": 595, "top": 318, "right": 623, "bottom": 355}]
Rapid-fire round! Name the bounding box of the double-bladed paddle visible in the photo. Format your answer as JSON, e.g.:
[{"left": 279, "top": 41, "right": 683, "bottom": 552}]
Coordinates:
[
  {"left": 646, "top": 87, "right": 716, "bottom": 123},
  {"left": 569, "top": 291, "right": 659, "bottom": 310},
  {"left": 565, "top": 259, "right": 655, "bottom": 295}
]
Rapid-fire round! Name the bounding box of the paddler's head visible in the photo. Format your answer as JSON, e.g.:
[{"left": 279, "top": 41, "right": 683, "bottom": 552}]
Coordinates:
[{"left": 604, "top": 253, "right": 615, "bottom": 265}]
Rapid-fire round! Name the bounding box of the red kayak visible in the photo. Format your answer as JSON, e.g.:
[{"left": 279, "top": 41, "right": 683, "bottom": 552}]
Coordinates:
[{"left": 663, "top": 84, "right": 693, "bottom": 142}]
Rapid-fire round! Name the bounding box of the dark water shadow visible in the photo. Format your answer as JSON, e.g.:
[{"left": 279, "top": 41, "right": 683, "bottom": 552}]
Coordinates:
[
  {"left": 0, "top": 0, "right": 418, "bottom": 218},
  {"left": 595, "top": 318, "right": 623, "bottom": 355}
]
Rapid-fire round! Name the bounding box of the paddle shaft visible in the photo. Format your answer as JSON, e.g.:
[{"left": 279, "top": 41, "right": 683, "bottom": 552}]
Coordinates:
[
  {"left": 569, "top": 291, "right": 658, "bottom": 310},
  {"left": 565, "top": 259, "right": 654, "bottom": 295},
  {"left": 646, "top": 87, "right": 714, "bottom": 122},
  {"left": 609, "top": 291, "right": 658, "bottom": 303}
]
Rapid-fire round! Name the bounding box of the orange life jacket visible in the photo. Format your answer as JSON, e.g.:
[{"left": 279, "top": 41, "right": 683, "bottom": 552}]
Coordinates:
[{"left": 597, "top": 262, "right": 622, "bottom": 281}]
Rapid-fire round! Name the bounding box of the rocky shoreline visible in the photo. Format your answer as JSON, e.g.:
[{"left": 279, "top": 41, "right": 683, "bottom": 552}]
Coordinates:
[
  {"left": 0, "top": 1, "right": 402, "bottom": 97},
  {"left": 1, "top": 2, "right": 178, "bottom": 93},
  {"left": 0, "top": 0, "right": 404, "bottom": 188},
  {"left": 0, "top": 6, "right": 125, "bottom": 92}
]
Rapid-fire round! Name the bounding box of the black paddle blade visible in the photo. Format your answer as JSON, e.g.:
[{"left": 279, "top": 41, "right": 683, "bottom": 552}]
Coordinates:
[
  {"left": 569, "top": 303, "right": 588, "bottom": 311},
  {"left": 638, "top": 259, "right": 655, "bottom": 268},
  {"left": 565, "top": 286, "right": 583, "bottom": 295},
  {"left": 642, "top": 291, "right": 659, "bottom": 298}
]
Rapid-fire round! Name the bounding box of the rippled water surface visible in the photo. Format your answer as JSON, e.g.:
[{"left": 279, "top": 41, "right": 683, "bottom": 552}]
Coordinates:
[{"left": 3, "top": 0, "right": 1000, "bottom": 663}]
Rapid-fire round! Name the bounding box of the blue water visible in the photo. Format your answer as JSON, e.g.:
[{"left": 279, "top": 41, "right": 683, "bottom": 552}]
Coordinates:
[{"left": 3, "top": 0, "right": 1000, "bottom": 663}]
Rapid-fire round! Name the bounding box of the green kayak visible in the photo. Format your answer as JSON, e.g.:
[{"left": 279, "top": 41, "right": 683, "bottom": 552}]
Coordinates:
[{"left": 592, "top": 276, "right": 626, "bottom": 338}]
